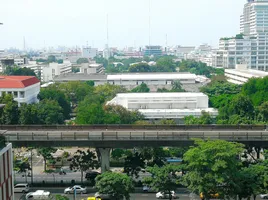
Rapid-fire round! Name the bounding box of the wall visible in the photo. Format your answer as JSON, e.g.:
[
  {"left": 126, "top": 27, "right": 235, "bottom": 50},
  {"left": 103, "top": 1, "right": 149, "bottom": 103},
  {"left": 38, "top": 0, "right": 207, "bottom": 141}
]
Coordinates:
[{"left": 0, "top": 143, "right": 14, "bottom": 200}]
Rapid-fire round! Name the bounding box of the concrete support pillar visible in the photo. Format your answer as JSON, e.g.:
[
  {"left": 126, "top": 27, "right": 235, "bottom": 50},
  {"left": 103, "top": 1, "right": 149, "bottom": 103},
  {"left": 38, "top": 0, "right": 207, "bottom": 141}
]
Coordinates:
[{"left": 97, "top": 148, "right": 111, "bottom": 173}]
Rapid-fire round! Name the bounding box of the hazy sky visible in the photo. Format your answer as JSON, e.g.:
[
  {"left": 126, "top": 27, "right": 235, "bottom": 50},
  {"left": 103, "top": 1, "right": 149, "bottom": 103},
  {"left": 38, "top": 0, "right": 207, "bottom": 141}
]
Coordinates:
[{"left": 0, "top": 0, "right": 246, "bottom": 50}]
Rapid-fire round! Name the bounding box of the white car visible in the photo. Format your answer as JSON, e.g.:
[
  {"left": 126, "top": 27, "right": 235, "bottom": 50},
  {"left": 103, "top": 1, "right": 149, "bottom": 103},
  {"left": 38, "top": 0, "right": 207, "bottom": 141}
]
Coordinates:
[
  {"left": 260, "top": 194, "right": 268, "bottom": 199},
  {"left": 64, "top": 185, "right": 87, "bottom": 194},
  {"left": 14, "top": 183, "right": 30, "bottom": 193},
  {"left": 26, "top": 190, "right": 51, "bottom": 200},
  {"left": 156, "top": 191, "right": 177, "bottom": 199}
]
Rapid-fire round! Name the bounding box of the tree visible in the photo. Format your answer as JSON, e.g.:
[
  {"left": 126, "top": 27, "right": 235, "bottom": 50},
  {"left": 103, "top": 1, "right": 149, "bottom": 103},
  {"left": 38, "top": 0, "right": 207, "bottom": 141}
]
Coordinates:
[
  {"left": 171, "top": 80, "right": 184, "bottom": 92},
  {"left": 228, "top": 94, "right": 254, "bottom": 118},
  {"left": 236, "top": 164, "right": 266, "bottom": 200},
  {"left": 70, "top": 149, "right": 99, "bottom": 183},
  {"left": 183, "top": 139, "right": 244, "bottom": 199},
  {"left": 76, "top": 101, "right": 105, "bottom": 124},
  {"left": 47, "top": 55, "right": 56, "bottom": 63},
  {"left": 124, "top": 152, "right": 145, "bottom": 178},
  {"left": 155, "top": 57, "right": 176, "bottom": 72},
  {"left": 0, "top": 135, "right": 5, "bottom": 148},
  {"left": 0, "top": 94, "right": 19, "bottom": 124},
  {"left": 95, "top": 172, "right": 134, "bottom": 200},
  {"left": 157, "top": 119, "right": 176, "bottom": 125},
  {"left": 38, "top": 89, "right": 71, "bottom": 119},
  {"left": 140, "top": 147, "right": 167, "bottom": 167},
  {"left": 128, "top": 63, "right": 152, "bottom": 72},
  {"left": 131, "top": 83, "right": 150, "bottom": 93},
  {"left": 103, "top": 105, "right": 144, "bottom": 124},
  {"left": 37, "top": 147, "right": 57, "bottom": 172},
  {"left": 111, "top": 149, "right": 125, "bottom": 161},
  {"left": 4, "top": 66, "right": 36, "bottom": 76},
  {"left": 144, "top": 164, "right": 181, "bottom": 200},
  {"left": 77, "top": 58, "right": 89, "bottom": 64},
  {"left": 258, "top": 101, "right": 268, "bottom": 122},
  {"left": 19, "top": 103, "right": 39, "bottom": 124},
  {"left": 37, "top": 100, "right": 64, "bottom": 124},
  {"left": 14, "top": 157, "right": 31, "bottom": 181}
]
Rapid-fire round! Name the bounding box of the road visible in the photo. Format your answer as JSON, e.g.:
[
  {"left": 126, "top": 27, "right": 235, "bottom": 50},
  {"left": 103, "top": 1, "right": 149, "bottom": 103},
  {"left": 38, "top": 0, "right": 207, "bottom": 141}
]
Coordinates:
[
  {"left": 14, "top": 190, "right": 264, "bottom": 200},
  {"left": 14, "top": 192, "right": 199, "bottom": 200}
]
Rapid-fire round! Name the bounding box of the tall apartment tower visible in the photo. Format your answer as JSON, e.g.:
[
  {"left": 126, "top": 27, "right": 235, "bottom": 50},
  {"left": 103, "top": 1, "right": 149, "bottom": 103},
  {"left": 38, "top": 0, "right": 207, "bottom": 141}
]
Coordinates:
[
  {"left": 213, "top": 0, "right": 268, "bottom": 71},
  {"left": 240, "top": 0, "right": 268, "bottom": 35}
]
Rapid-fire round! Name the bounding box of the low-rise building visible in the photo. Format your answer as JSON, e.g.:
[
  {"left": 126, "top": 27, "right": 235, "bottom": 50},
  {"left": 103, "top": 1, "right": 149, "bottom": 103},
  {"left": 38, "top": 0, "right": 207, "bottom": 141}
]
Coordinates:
[
  {"left": 42, "top": 60, "right": 72, "bottom": 82},
  {"left": 0, "top": 76, "right": 40, "bottom": 105},
  {"left": 107, "top": 93, "right": 218, "bottom": 122},
  {"left": 79, "top": 63, "right": 104, "bottom": 74},
  {"left": 225, "top": 64, "right": 268, "bottom": 84},
  {"left": 0, "top": 143, "right": 14, "bottom": 200},
  {"left": 54, "top": 72, "right": 199, "bottom": 85}
]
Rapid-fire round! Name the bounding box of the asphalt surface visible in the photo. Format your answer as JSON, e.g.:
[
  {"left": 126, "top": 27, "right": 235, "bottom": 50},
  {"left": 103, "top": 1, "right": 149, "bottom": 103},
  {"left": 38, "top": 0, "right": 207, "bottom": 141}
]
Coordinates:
[
  {"left": 14, "top": 192, "right": 197, "bottom": 200},
  {"left": 14, "top": 190, "right": 264, "bottom": 200}
]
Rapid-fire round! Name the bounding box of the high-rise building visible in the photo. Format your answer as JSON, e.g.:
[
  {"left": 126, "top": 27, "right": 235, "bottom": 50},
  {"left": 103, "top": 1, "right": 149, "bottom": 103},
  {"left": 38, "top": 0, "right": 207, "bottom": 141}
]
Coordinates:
[
  {"left": 240, "top": 0, "right": 268, "bottom": 35},
  {"left": 213, "top": 0, "right": 268, "bottom": 71}
]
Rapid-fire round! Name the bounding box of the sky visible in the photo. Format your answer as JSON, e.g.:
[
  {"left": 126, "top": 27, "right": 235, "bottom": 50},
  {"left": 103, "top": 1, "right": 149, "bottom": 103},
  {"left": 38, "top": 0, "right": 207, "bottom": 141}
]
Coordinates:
[{"left": 0, "top": 0, "right": 246, "bottom": 50}]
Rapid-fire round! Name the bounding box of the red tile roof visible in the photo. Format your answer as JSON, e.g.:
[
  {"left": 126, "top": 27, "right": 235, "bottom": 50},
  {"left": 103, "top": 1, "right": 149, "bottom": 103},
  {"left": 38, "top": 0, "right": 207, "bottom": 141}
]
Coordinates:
[{"left": 0, "top": 76, "right": 40, "bottom": 88}]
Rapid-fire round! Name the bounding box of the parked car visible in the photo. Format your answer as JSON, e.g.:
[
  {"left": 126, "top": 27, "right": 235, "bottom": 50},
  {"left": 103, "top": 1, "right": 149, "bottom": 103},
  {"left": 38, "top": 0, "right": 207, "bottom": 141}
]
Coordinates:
[
  {"left": 14, "top": 183, "right": 30, "bottom": 193},
  {"left": 142, "top": 185, "right": 153, "bottom": 192},
  {"left": 260, "top": 194, "right": 268, "bottom": 199},
  {"left": 95, "top": 192, "right": 123, "bottom": 200},
  {"left": 64, "top": 185, "right": 87, "bottom": 194},
  {"left": 25, "top": 190, "right": 51, "bottom": 199},
  {"left": 85, "top": 171, "right": 101, "bottom": 180},
  {"left": 156, "top": 191, "right": 177, "bottom": 199}
]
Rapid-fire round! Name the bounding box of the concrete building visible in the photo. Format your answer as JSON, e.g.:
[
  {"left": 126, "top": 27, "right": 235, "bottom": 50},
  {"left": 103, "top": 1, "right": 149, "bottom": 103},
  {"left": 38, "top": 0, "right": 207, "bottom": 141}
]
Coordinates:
[
  {"left": 79, "top": 63, "right": 104, "bottom": 74},
  {"left": 225, "top": 64, "right": 268, "bottom": 84},
  {"left": 107, "top": 93, "right": 218, "bottom": 121},
  {"left": 144, "top": 46, "right": 162, "bottom": 57},
  {"left": 42, "top": 60, "right": 72, "bottom": 82},
  {"left": 0, "top": 143, "right": 14, "bottom": 200},
  {"left": 214, "top": 0, "right": 268, "bottom": 71},
  {"left": 54, "top": 72, "right": 199, "bottom": 86},
  {"left": 82, "top": 47, "right": 98, "bottom": 59},
  {"left": 0, "top": 76, "right": 40, "bottom": 105}
]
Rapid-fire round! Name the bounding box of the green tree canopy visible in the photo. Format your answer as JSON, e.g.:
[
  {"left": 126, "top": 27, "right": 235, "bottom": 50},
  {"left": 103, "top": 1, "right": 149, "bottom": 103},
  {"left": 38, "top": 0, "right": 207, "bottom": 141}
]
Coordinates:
[
  {"left": 70, "top": 149, "right": 99, "bottom": 183},
  {"left": 183, "top": 139, "right": 244, "bottom": 199},
  {"left": 131, "top": 83, "right": 150, "bottom": 93},
  {"left": 128, "top": 63, "right": 152, "bottom": 72},
  {"left": 95, "top": 172, "right": 134, "bottom": 200},
  {"left": 37, "top": 147, "right": 57, "bottom": 171},
  {"left": 77, "top": 58, "right": 89, "bottom": 64},
  {"left": 144, "top": 164, "right": 181, "bottom": 200},
  {"left": 38, "top": 88, "right": 71, "bottom": 119}
]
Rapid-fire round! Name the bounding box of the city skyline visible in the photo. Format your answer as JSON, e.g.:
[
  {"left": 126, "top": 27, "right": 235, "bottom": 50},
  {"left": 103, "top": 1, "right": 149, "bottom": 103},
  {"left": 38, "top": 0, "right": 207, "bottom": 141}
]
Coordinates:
[{"left": 0, "top": 0, "right": 245, "bottom": 50}]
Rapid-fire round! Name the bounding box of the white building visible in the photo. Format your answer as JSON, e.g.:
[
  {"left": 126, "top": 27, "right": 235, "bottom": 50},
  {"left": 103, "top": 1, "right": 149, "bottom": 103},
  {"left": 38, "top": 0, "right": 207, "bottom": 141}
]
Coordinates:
[
  {"left": 82, "top": 47, "right": 98, "bottom": 59},
  {"left": 214, "top": 0, "right": 268, "bottom": 71},
  {"left": 107, "top": 93, "right": 218, "bottom": 121},
  {"left": 106, "top": 73, "right": 198, "bottom": 85},
  {"left": 0, "top": 143, "right": 14, "bottom": 200},
  {"left": 0, "top": 76, "right": 40, "bottom": 106},
  {"left": 42, "top": 60, "right": 72, "bottom": 82},
  {"left": 79, "top": 63, "right": 104, "bottom": 74},
  {"left": 14, "top": 58, "right": 25, "bottom": 66},
  {"left": 225, "top": 64, "right": 268, "bottom": 84}
]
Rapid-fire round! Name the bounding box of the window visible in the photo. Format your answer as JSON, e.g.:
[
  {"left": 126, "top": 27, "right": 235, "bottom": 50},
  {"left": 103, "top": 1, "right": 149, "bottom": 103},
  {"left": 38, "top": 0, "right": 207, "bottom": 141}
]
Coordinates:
[
  {"left": 20, "top": 91, "right": 25, "bottom": 98},
  {"left": 13, "top": 91, "right": 18, "bottom": 98}
]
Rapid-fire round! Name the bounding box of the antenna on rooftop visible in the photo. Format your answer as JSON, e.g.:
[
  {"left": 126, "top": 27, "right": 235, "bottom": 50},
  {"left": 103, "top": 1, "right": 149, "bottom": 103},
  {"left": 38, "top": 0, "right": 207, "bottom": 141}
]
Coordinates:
[{"left": 23, "top": 36, "right": 26, "bottom": 51}]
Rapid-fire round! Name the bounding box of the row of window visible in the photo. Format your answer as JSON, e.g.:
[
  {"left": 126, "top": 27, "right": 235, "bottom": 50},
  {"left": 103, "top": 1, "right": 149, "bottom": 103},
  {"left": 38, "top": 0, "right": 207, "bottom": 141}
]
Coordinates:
[{"left": 0, "top": 91, "right": 25, "bottom": 98}]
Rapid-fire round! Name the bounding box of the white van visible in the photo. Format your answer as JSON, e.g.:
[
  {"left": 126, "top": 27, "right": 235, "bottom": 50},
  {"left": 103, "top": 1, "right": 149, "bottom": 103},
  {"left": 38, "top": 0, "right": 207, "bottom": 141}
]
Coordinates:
[
  {"left": 14, "top": 183, "right": 30, "bottom": 193},
  {"left": 26, "top": 190, "right": 52, "bottom": 199}
]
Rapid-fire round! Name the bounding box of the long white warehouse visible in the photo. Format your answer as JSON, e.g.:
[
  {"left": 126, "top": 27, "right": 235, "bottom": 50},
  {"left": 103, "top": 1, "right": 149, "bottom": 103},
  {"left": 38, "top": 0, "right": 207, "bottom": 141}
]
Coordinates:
[{"left": 107, "top": 93, "right": 218, "bottom": 120}]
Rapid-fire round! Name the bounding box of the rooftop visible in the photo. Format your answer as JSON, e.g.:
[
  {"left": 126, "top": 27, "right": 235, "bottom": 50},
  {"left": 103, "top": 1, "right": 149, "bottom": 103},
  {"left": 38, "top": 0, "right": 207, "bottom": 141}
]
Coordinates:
[
  {"left": 107, "top": 73, "right": 197, "bottom": 81},
  {"left": 114, "top": 92, "right": 208, "bottom": 98},
  {"left": 225, "top": 68, "right": 268, "bottom": 78},
  {"left": 0, "top": 76, "right": 40, "bottom": 88}
]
